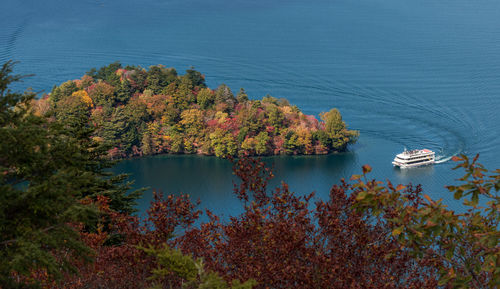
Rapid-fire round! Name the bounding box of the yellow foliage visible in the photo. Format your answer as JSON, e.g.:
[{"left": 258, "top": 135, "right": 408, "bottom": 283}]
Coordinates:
[
  {"left": 215, "top": 111, "right": 228, "bottom": 124},
  {"left": 280, "top": 106, "right": 293, "bottom": 115},
  {"left": 215, "top": 111, "right": 228, "bottom": 120},
  {"left": 241, "top": 137, "right": 256, "bottom": 151},
  {"left": 72, "top": 90, "right": 93, "bottom": 108}
]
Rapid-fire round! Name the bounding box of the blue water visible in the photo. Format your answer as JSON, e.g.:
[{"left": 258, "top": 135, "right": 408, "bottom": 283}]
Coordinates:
[{"left": 2, "top": 0, "right": 500, "bottom": 216}]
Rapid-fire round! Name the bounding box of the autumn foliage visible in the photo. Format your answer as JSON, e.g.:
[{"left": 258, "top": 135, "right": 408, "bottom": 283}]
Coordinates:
[
  {"left": 36, "top": 63, "right": 358, "bottom": 159},
  {"left": 29, "top": 157, "right": 446, "bottom": 289},
  {"left": 177, "top": 158, "right": 439, "bottom": 288}
]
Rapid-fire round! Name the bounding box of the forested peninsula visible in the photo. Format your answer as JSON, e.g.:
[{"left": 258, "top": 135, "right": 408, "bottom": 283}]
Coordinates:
[{"left": 34, "top": 62, "right": 358, "bottom": 158}]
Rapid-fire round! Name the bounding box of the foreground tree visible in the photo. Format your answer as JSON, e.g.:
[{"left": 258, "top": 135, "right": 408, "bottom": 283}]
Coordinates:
[
  {"left": 353, "top": 155, "right": 500, "bottom": 288},
  {"left": 177, "top": 158, "right": 439, "bottom": 289},
  {"left": 144, "top": 245, "right": 255, "bottom": 289},
  {"left": 32, "top": 153, "right": 500, "bottom": 288},
  {"left": 0, "top": 61, "right": 140, "bottom": 288}
]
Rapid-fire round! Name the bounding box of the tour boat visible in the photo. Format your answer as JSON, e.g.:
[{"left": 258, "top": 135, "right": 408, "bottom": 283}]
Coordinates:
[{"left": 392, "top": 149, "right": 435, "bottom": 168}]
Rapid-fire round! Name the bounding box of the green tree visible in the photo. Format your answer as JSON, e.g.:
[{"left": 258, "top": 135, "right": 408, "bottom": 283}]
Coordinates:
[
  {"left": 115, "top": 78, "right": 134, "bottom": 103},
  {"left": 88, "top": 80, "right": 115, "bottom": 106},
  {"left": 320, "top": 108, "right": 358, "bottom": 150},
  {"left": 52, "top": 90, "right": 92, "bottom": 129},
  {"left": 210, "top": 128, "right": 237, "bottom": 158},
  {"left": 174, "top": 77, "right": 196, "bottom": 110},
  {"left": 169, "top": 131, "right": 184, "bottom": 153},
  {"left": 267, "top": 105, "right": 284, "bottom": 131},
  {"left": 261, "top": 94, "right": 278, "bottom": 105},
  {"left": 255, "top": 131, "right": 270, "bottom": 155},
  {"left": 49, "top": 80, "right": 78, "bottom": 104},
  {"left": 0, "top": 61, "right": 141, "bottom": 288},
  {"left": 185, "top": 67, "right": 206, "bottom": 88},
  {"left": 196, "top": 88, "right": 215, "bottom": 109},
  {"left": 215, "top": 84, "right": 235, "bottom": 107},
  {"left": 236, "top": 88, "right": 248, "bottom": 103},
  {"left": 146, "top": 65, "right": 177, "bottom": 94},
  {"left": 284, "top": 130, "right": 299, "bottom": 154},
  {"left": 87, "top": 61, "right": 122, "bottom": 87},
  {"left": 144, "top": 245, "right": 255, "bottom": 289}
]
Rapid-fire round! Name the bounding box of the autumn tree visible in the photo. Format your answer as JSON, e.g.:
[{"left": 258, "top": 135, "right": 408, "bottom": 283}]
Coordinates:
[
  {"left": 177, "top": 157, "right": 439, "bottom": 289},
  {"left": 44, "top": 62, "right": 358, "bottom": 159},
  {"left": 354, "top": 155, "right": 500, "bottom": 288}
]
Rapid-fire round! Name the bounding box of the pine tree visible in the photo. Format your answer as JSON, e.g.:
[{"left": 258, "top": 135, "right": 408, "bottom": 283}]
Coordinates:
[{"left": 0, "top": 61, "right": 140, "bottom": 288}]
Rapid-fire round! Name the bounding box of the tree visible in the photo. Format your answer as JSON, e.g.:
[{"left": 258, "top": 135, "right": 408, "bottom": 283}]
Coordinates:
[
  {"left": 0, "top": 61, "right": 141, "bottom": 288},
  {"left": 180, "top": 108, "right": 205, "bottom": 139},
  {"left": 254, "top": 131, "right": 269, "bottom": 155},
  {"left": 185, "top": 67, "right": 206, "bottom": 88},
  {"left": 215, "top": 84, "right": 235, "bottom": 107},
  {"left": 177, "top": 157, "right": 439, "bottom": 288},
  {"left": 266, "top": 105, "right": 285, "bottom": 131},
  {"left": 354, "top": 155, "right": 500, "bottom": 288},
  {"left": 174, "top": 77, "right": 196, "bottom": 110},
  {"left": 284, "top": 130, "right": 300, "bottom": 154},
  {"left": 87, "top": 61, "right": 122, "bottom": 87},
  {"left": 146, "top": 65, "right": 177, "bottom": 94},
  {"left": 209, "top": 128, "right": 237, "bottom": 158},
  {"left": 236, "top": 88, "right": 248, "bottom": 103},
  {"left": 144, "top": 246, "right": 256, "bottom": 289},
  {"left": 52, "top": 89, "right": 92, "bottom": 129},
  {"left": 87, "top": 80, "right": 115, "bottom": 106},
  {"left": 40, "top": 62, "right": 359, "bottom": 158},
  {"left": 320, "top": 108, "right": 358, "bottom": 150},
  {"left": 49, "top": 80, "right": 78, "bottom": 104},
  {"left": 0, "top": 61, "right": 95, "bottom": 288},
  {"left": 196, "top": 88, "right": 215, "bottom": 109}
]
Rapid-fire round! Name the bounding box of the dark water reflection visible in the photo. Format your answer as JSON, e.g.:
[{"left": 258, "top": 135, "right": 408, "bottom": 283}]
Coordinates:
[{"left": 113, "top": 152, "right": 356, "bottom": 219}]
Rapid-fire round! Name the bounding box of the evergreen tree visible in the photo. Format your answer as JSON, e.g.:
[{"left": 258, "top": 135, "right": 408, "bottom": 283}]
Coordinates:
[{"left": 0, "top": 61, "right": 140, "bottom": 288}]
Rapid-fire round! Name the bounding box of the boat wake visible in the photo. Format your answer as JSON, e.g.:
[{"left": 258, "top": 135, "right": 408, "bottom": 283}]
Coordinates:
[
  {"left": 434, "top": 157, "right": 450, "bottom": 164},
  {"left": 435, "top": 154, "right": 456, "bottom": 164}
]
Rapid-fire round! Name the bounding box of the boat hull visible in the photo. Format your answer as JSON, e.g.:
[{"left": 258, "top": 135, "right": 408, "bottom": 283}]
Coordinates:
[{"left": 392, "top": 160, "right": 435, "bottom": 168}]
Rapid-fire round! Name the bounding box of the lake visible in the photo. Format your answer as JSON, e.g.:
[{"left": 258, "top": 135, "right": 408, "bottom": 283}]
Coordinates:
[{"left": 2, "top": 0, "right": 499, "bottom": 216}]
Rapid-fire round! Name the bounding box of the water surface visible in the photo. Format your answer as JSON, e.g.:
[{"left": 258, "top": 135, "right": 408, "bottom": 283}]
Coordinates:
[{"left": 2, "top": 0, "right": 499, "bottom": 216}]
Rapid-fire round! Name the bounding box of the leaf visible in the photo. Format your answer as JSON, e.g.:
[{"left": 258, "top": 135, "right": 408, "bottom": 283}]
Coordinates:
[
  {"left": 423, "top": 194, "right": 434, "bottom": 204},
  {"left": 362, "top": 164, "right": 372, "bottom": 174},
  {"left": 356, "top": 191, "right": 368, "bottom": 201},
  {"left": 453, "top": 190, "right": 463, "bottom": 200},
  {"left": 392, "top": 226, "right": 404, "bottom": 236},
  {"left": 396, "top": 184, "right": 406, "bottom": 191},
  {"left": 350, "top": 174, "right": 361, "bottom": 181}
]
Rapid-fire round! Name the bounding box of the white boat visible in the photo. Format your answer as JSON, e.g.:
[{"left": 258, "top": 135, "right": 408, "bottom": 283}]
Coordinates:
[{"left": 392, "top": 148, "right": 435, "bottom": 168}]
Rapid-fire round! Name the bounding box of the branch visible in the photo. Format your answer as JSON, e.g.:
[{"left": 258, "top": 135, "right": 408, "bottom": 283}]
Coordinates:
[{"left": 1, "top": 225, "right": 57, "bottom": 246}]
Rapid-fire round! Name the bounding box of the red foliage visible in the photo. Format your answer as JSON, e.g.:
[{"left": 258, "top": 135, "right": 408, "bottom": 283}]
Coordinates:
[
  {"left": 217, "top": 116, "right": 239, "bottom": 133},
  {"left": 41, "top": 158, "right": 439, "bottom": 289},
  {"left": 44, "top": 194, "right": 201, "bottom": 289},
  {"left": 272, "top": 135, "right": 285, "bottom": 155},
  {"left": 177, "top": 158, "right": 439, "bottom": 288},
  {"left": 207, "top": 119, "right": 218, "bottom": 128}
]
